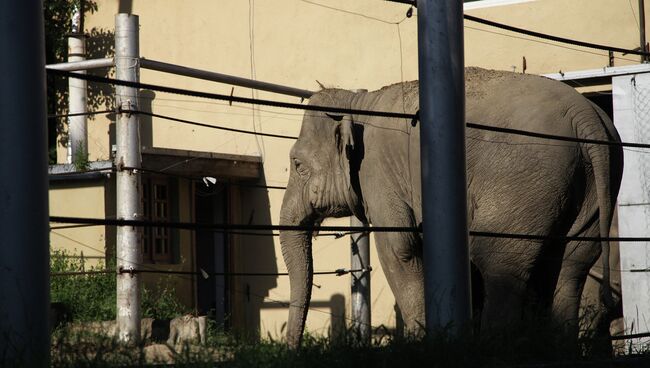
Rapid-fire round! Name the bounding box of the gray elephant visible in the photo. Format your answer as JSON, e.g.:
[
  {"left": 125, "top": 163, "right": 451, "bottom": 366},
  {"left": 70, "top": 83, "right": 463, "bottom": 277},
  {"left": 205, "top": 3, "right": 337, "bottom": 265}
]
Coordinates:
[{"left": 279, "top": 67, "right": 623, "bottom": 348}]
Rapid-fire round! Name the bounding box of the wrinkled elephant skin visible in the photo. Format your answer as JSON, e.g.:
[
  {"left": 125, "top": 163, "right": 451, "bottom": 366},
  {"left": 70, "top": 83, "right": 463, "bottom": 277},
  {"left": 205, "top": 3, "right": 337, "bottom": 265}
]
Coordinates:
[{"left": 279, "top": 67, "right": 623, "bottom": 348}]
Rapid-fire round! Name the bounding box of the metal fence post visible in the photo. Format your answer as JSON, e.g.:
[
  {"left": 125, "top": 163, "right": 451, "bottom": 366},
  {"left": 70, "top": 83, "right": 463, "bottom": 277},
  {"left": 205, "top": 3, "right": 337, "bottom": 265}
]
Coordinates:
[
  {"left": 115, "top": 13, "right": 142, "bottom": 343},
  {"left": 351, "top": 216, "right": 371, "bottom": 343},
  {"left": 416, "top": 0, "right": 472, "bottom": 334},
  {"left": 0, "top": 1, "right": 50, "bottom": 364}
]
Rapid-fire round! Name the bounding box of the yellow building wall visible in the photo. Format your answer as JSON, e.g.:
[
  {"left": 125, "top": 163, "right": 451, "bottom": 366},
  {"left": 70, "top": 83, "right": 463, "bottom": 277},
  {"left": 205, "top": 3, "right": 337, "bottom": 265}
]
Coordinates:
[
  {"left": 53, "top": 0, "right": 643, "bottom": 338},
  {"left": 50, "top": 183, "right": 107, "bottom": 267}
]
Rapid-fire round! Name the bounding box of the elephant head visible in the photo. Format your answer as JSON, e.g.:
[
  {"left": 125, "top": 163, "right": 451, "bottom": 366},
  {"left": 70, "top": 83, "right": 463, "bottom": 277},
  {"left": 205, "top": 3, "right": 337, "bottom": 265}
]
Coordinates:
[{"left": 279, "top": 89, "right": 364, "bottom": 348}]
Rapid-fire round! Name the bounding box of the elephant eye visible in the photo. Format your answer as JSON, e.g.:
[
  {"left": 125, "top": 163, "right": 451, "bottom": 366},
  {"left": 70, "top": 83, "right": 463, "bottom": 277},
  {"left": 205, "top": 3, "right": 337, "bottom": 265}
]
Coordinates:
[{"left": 293, "top": 158, "right": 307, "bottom": 175}]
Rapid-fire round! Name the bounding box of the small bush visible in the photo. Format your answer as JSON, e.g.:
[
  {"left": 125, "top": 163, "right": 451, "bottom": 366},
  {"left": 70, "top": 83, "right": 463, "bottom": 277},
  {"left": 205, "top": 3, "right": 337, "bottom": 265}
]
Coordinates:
[
  {"left": 50, "top": 250, "right": 188, "bottom": 323},
  {"left": 141, "top": 277, "right": 190, "bottom": 320},
  {"left": 50, "top": 250, "right": 115, "bottom": 322}
]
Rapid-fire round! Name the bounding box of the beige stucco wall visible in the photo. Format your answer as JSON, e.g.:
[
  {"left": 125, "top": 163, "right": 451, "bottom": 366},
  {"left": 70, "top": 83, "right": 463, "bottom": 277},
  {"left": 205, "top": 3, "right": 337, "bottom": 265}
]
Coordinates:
[
  {"left": 50, "top": 182, "right": 107, "bottom": 267},
  {"left": 50, "top": 0, "right": 645, "bottom": 338}
]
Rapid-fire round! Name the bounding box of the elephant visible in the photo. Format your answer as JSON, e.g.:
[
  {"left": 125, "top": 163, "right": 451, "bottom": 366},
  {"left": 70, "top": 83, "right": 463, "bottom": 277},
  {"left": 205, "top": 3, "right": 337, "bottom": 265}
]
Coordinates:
[{"left": 278, "top": 67, "right": 623, "bottom": 348}]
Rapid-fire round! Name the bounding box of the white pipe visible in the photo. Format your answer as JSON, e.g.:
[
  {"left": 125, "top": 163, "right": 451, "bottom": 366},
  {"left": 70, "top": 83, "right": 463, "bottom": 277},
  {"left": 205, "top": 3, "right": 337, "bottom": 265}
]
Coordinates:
[
  {"left": 67, "top": 8, "right": 88, "bottom": 165},
  {"left": 46, "top": 57, "right": 114, "bottom": 71},
  {"left": 0, "top": 1, "right": 50, "bottom": 364},
  {"left": 350, "top": 216, "right": 371, "bottom": 343},
  {"left": 115, "top": 13, "right": 142, "bottom": 343},
  {"left": 140, "top": 58, "right": 314, "bottom": 99}
]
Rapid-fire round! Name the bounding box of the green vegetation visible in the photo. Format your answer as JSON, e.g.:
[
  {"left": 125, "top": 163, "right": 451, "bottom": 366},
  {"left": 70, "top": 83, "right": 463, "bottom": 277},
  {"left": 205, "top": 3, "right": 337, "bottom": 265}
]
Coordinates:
[
  {"left": 49, "top": 253, "right": 650, "bottom": 366},
  {"left": 50, "top": 250, "right": 189, "bottom": 323},
  {"left": 48, "top": 325, "right": 650, "bottom": 367}
]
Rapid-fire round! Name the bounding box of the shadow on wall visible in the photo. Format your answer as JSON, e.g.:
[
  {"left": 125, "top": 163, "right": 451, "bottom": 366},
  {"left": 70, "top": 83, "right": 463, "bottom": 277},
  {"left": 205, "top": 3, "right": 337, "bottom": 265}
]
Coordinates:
[
  {"left": 139, "top": 90, "right": 155, "bottom": 149},
  {"left": 231, "top": 169, "right": 279, "bottom": 338},
  {"left": 260, "top": 294, "right": 346, "bottom": 341}
]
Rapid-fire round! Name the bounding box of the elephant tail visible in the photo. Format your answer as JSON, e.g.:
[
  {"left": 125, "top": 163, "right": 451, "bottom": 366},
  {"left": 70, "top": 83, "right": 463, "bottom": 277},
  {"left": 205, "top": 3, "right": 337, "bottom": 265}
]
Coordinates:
[{"left": 579, "top": 102, "right": 624, "bottom": 310}]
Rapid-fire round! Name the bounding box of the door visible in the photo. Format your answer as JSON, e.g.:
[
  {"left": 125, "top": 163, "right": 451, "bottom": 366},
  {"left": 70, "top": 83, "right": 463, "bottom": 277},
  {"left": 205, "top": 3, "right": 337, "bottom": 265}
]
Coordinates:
[{"left": 195, "top": 182, "right": 229, "bottom": 327}]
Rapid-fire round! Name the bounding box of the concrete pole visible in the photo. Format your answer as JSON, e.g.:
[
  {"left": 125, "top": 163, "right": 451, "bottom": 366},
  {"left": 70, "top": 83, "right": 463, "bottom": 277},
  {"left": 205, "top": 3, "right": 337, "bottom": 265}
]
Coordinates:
[
  {"left": 350, "top": 216, "right": 371, "bottom": 343},
  {"left": 0, "top": 1, "right": 50, "bottom": 365},
  {"left": 640, "top": 0, "right": 647, "bottom": 63},
  {"left": 416, "top": 0, "right": 471, "bottom": 334},
  {"left": 67, "top": 6, "right": 88, "bottom": 164},
  {"left": 115, "top": 13, "right": 142, "bottom": 343}
]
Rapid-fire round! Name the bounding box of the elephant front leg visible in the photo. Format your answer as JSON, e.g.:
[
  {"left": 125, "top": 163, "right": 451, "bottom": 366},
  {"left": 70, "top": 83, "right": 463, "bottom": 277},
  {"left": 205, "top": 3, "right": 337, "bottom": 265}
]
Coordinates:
[{"left": 373, "top": 218, "right": 425, "bottom": 338}]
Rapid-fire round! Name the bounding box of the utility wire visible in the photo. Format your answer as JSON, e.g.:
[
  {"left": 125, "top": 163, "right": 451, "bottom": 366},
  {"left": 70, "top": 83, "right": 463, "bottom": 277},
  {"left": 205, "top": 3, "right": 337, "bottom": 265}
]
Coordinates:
[
  {"left": 47, "top": 69, "right": 416, "bottom": 120},
  {"left": 49, "top": 216, "right": 650, "bottom": 242},
  {"left": 463, "top": 14, "right": 650, "bottom": 57},
  {"left": 467, "top": 122, "right": 650, "bottom": 149},
  {"left": 49, "top": 216, "right": 419, "bottom": 233},
  {"left": 118, "top": 267, "right": 371, "bottom": 277},
  {"left": 52, "top": 267, "right": 370, "bottom": 277},
  {"left": 388, "top": 0, "right": 650, "bottom": 57},
  {"left": 45, "top": 75, "right": 644, "bottom": 148},
  {"left": 47, "top": 109, "right": 114, "bottom": 119},
  {"left": 134, "top": 110, "right": 298, "bottom": 140},
  {"left": 51, "top": 270, "right": 114, "bottom": 277}
]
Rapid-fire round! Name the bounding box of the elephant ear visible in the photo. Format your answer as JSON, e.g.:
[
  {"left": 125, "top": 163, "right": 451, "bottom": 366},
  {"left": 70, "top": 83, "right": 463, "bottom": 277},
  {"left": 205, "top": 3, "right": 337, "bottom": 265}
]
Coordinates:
[{"left": 327, "top": 113, "right": 355, "bottom": 159}]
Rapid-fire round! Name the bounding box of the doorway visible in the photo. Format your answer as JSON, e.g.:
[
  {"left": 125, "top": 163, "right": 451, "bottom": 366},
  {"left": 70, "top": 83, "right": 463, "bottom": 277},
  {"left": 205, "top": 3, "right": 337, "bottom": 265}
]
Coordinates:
[{"left": 194, "top": 182, "right": 229, "bottom": 327}]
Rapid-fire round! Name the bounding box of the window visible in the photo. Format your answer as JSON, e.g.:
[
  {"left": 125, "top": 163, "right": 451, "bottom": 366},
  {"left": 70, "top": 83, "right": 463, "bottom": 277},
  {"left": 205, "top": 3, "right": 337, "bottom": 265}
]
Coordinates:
[{"left": 142, "top": 178, "right": 174, "bottom": 263}]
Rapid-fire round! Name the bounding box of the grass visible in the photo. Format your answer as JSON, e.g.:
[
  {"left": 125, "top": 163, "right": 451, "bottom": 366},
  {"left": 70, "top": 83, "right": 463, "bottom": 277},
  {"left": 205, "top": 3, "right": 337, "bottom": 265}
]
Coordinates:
[{"left": 44, "top": 321, "right": 650, "bottom": 368}]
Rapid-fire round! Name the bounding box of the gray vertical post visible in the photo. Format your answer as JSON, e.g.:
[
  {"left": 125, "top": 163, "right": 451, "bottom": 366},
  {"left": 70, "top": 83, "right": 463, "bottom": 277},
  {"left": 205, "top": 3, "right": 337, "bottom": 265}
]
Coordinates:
[
  {"left": 416, "top": 0, "right": 471, "bottom": 334},
  {"left": 350, "top": 216, "right": 371, "bottom": 343},
  {"left": 0, "top": 1, "right": 50, "bottom": 365},
  {"left": 68, "top": 6, "right": 88, "bottom": 164},
  {"left": 640, "top": 0, "right": 647, "bottom": 63},
  {"left": 115, "top": 13, "right": 142, "bottom": 343}
]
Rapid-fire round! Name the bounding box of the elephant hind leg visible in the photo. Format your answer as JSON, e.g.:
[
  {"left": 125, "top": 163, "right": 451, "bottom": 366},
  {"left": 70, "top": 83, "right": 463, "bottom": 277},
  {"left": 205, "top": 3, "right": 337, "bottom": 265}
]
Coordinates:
[
  {"left": 553, "top": 220, "right": 601, "bottom": 338},
  {"left": 473, "top": 237, "right": 546, "bottom": 333}
]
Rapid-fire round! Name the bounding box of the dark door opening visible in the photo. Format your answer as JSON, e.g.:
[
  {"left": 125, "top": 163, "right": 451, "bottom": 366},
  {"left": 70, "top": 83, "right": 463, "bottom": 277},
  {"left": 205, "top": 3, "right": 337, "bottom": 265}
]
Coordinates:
[{"left": 195, "top": 182, "right": 229, "bottom": 327}]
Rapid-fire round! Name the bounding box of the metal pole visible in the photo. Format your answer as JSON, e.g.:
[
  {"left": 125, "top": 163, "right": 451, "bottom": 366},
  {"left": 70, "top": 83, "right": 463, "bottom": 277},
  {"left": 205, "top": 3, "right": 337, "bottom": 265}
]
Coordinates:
[
  {"left": 0, "top": 1, "right": 49, "bottom": 365},
  {"left": 68, "top": 6, "right": 87, "bottom": 164},
  {"left": 416, "top": 0, "right": 471, "bottom": 334},
  {"left": 640, "top": 0, "right": 647, "bottom": 63},
  {"left": 350, "top": 216, "right": 371, "bottom": 343},
  {"left": 139, "top": 58, "right": 314, "bottom": 99},
  {"left": 115, "top": 13, "right": 142, "bottom": 343},
  {"left": 46, "top": 58, "right": 114, "bottom": 71}
]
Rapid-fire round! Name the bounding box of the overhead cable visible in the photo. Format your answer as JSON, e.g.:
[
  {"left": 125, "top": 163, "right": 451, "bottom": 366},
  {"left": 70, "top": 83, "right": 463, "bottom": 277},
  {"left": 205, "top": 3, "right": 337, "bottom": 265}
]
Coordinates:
[
  {"left": 467, "top": 122, "right": 650, "bottom": 149},
  {"left": 387, "top": 1, "right": 650, "bottom": 57},
  {"left": 48, "top": 109, "right": 114, "bottom": 119},
  {"left": 463, "top": 14, "right": 650, "bottom": 57},
  {"left": 46, "top": 69, "right": 416, "bottom": 120},
  {"left": 46, "top": 75, "right": 639, "bottom": 148},
  {"left": 49, "top": 216, "right": 650, "bottom": 242},
  {"left": 117, "top": 266, "right": 371, "bottom": 277},
  {"left": 51, "top": 267, "right": 371, "bottom": 277},
  {"left": 133, "top": 110, "right": 298, "bottom": 140},
  {"left": 49, "top": 216, "right": 419, "bottom": 233},
  {"left": 51, "top": 270, "right": 114, "bottom": 277}
]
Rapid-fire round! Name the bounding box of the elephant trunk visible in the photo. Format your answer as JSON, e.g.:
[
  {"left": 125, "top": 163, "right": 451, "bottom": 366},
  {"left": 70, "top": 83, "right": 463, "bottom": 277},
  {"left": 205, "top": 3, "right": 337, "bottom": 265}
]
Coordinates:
[{"left": 279, "top": 177, "right": 314, "bottom": 348}]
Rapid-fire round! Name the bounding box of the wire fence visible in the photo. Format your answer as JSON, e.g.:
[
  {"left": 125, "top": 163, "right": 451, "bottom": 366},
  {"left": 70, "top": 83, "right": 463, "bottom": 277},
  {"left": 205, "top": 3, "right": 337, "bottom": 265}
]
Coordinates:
[
  {"left": 51, "top": 266, "right": 371, "bottom": 278},
  {"left": 45, "top": 2, "right": 650, "bottom": 349},
  {"left": 49, "top": 215, "right": 650, "bottom": 244},
  {"left": 45, "top": 72, "right": 650, "bottom": 150}
]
